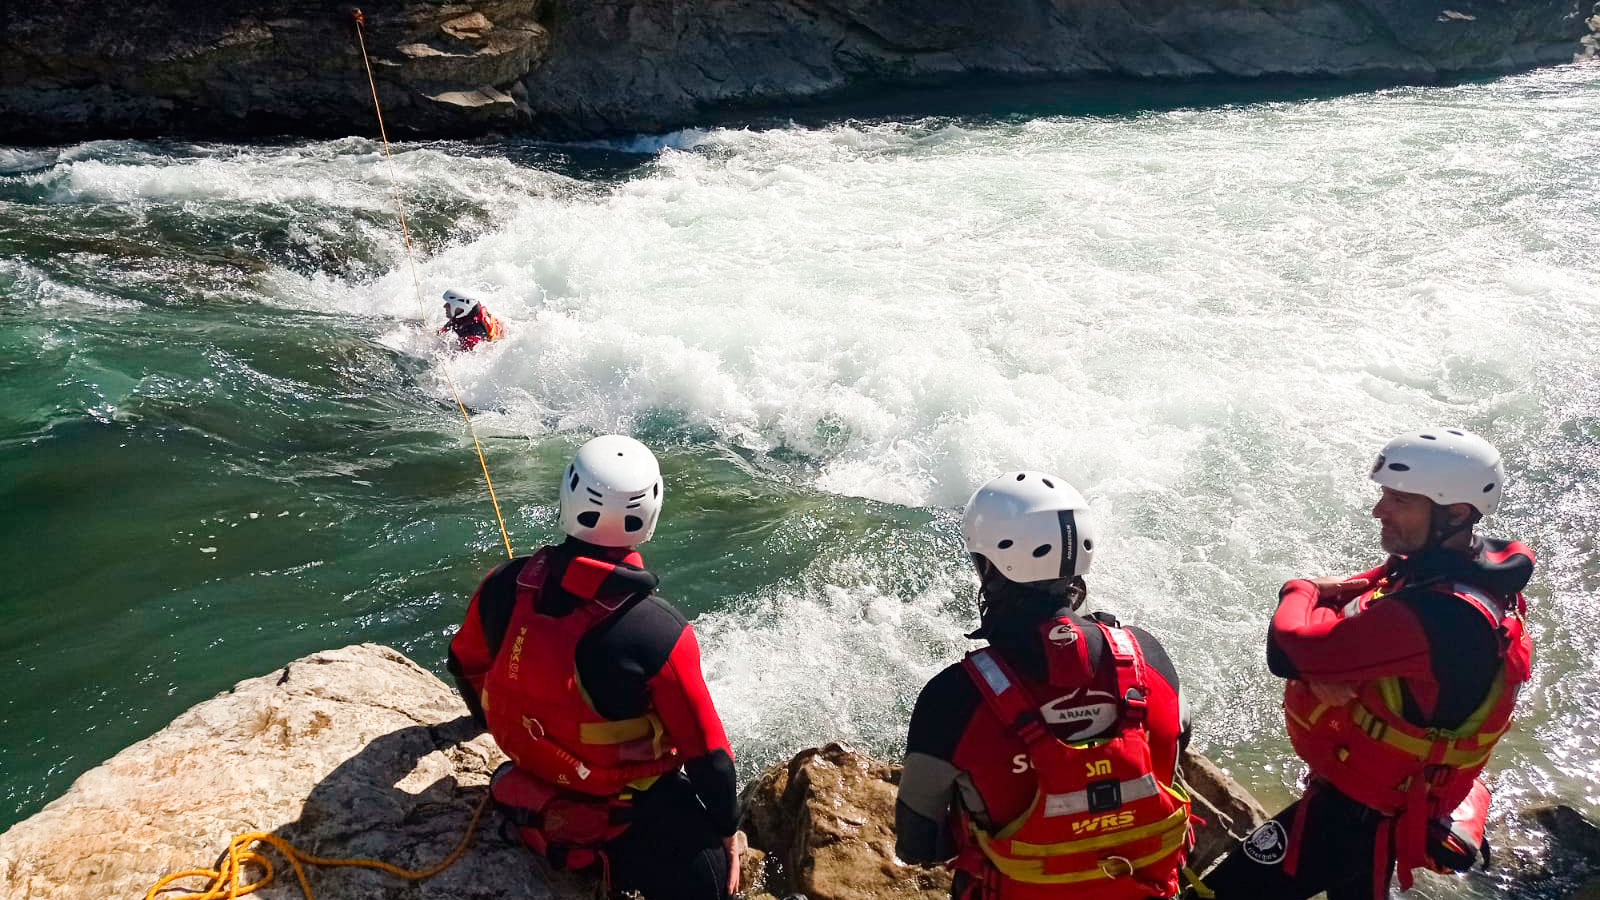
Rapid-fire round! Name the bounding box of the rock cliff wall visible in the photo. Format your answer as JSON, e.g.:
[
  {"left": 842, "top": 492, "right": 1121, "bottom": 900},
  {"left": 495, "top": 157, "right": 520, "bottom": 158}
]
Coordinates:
[{"left": 1, "top": 0, "right": 1595, "bottom": 142}]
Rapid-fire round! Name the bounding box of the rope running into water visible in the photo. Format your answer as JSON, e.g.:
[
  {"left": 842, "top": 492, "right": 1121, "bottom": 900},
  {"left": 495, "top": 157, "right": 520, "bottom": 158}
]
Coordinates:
[{"left": 143, "top": 12, "right": 508, "bottom": 898}]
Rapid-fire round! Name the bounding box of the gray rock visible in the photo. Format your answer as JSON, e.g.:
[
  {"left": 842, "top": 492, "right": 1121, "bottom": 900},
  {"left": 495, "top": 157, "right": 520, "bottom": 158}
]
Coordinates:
[
  {"left": 0, "top": 0, "right": 1595, "bottom": 141},
  {"left": 0, "top": 643, "right": 584, "bottom": 900}
]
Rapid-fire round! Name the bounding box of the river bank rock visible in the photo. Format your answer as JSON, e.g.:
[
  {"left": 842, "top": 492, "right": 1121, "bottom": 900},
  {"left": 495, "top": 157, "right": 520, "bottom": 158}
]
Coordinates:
[
  {"left": 737, "top": 741, "right": 1268, "bottom": 900},
  {"left": 0, "top": 643, "right": 583, "bottom": 900},
  {"left": 2, "top": 0, "right": 1596, "bottom": 142}
]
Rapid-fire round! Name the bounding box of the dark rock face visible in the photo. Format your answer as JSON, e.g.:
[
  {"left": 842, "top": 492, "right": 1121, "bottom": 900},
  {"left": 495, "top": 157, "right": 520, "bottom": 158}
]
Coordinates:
[
  {"left": 522, "top": 0, "right": 1597, "bottom": 136},
  {"left": 0, "top": 1, "right": 549, "bottom": 142},
  {"left": 0, "top": 0, "right": 1595, "bottom": 142},
  {"left": 1, "top": 0, "right": 1595, "bottom": 142}
]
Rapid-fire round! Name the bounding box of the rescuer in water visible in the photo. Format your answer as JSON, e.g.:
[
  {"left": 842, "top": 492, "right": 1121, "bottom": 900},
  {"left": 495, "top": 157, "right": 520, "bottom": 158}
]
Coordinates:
[
  {"left": 447, "top": 435, "right": 741, "bottom": 899},
  {"left": 439, "top": 288, "right": 504, "bottom": 351},
  {"left": 895, "top": 471, "right": 1194, "bottom": 900},
  {"left": 1199, "top": 428, "right": 1535, "bottom": 899}
]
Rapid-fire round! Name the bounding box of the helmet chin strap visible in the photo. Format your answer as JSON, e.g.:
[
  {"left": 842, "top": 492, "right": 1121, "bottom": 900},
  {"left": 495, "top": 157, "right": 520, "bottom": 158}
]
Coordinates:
[
  {"left": 968, "top": 557, "right": 1086, "bottom": 639},
  {"left": 1422, "top": 504, "right": 1480, "bottom": 553}
]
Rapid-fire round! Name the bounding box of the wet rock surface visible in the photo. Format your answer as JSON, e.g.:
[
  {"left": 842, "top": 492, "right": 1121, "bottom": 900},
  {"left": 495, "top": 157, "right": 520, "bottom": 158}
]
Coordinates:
[{"left": 2, "top": 0, "right": 1596, "bottom": 142}]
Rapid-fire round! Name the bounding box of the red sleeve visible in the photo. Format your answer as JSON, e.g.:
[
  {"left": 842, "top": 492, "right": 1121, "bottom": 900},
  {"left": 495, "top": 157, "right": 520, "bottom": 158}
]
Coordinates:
[
  {"left": 646, "top": 624, "right": 733, "bottom": 761},
  {"left": 1270, "top": 579, "right": 1433, "bottom": 681},
  {"left": 447, "top": 576, "right": 496, "bottom": 700}
]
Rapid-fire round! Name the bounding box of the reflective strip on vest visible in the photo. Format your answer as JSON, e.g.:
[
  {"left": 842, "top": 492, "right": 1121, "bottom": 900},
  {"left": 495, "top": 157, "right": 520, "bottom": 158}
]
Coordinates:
[
  {"left": 1042, "top": 774, "right": 1160, "bottom": 818},
  {"left": 977, "top": 800, "right": 1191, "bottom": 883},
  {"left": 1104, "top": 626, "right": 1136, "bottom": 659},
  {"left": 578, "top": 714, "right": 657, "bottom": 745},
  {"left": 971, "top": 650, "right": 1014, "bottom": 697}
]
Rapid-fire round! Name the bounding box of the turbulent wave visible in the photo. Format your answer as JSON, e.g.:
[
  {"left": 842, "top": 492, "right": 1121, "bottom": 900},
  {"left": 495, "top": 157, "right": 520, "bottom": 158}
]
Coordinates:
[{"left": 4, "top": 65, "right": 1600, "bottom": 866}]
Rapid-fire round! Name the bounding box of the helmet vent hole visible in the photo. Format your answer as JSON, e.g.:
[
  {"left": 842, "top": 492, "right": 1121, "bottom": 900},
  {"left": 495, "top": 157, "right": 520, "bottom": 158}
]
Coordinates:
[
  {"left": 1420, "top": 434, "right": 1436, "bottom": 440},
  {"left": 1015, "top": 473, "right": 1026, "bottom": 481},
  {"left": 1083, "top": 539, "right": 1094, "bottom": 551},
  {"left": 624, "top": 515, "right": 644, "bottom": 532},
  {"left": 617, "top": 452, "right": 625, "bottom": 456},
  {"left": 1031, "top": 544, "right": 1052, "bottom": 558},
  {"left": 576, "top": 511, "right": 600, "bottom": 528},
  {"left": 1448, "top": 429, "right": 1464, "bottom": 436},
  {"left": 569, "top": 470, "right": 579, "bottom": 491},
  {"left": 653, "top": 483, "right": 660, "bottom": 498},
  {"left": 1042, "top": 478, "right": 1054, "bottom": 489},
  {"left": 997, "top": 539, "right": 1014, "bottom": 550},
  {"left": 590, "top": 498, "right": 604, "bottom": 506},
  {"left": 1483, "top": 483, "right": 1495, "bottom": 493},
  {"left": 1387, "top": 463, "right": 1411, "bottom": 472}
]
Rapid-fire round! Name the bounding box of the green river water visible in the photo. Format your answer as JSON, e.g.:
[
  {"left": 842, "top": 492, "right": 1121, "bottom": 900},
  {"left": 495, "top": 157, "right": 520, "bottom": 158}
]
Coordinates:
[{"left": 3, "top": 65, "right": 1599, "bottom": 898}]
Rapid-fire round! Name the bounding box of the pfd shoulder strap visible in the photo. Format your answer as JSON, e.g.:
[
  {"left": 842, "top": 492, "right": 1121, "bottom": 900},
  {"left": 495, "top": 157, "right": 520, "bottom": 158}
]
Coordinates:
[
  {"left": 963, "top": 650, "right": 1052, "bottom": 751},
  {"left": 1097, "top": 624, "right": 1150, "bottom": 725}
]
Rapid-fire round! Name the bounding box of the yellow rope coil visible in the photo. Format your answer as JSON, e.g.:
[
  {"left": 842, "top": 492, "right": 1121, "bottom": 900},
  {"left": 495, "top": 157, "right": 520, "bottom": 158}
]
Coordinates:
[
  {"left": 146, "top": 12, "right": 512, "bottom": 900},
  {"left": 145, "top": 792, "right": 492, "bottom": 900}
]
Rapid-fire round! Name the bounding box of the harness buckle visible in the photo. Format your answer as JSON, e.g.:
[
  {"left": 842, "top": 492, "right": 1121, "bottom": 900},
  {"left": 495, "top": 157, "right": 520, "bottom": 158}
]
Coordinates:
[
  {"left": 1086, "top": 779, "right": 1123, "bottom": 813},
  {"left": 1122, "top": 687, "right": 1148, "bottom": 718}
]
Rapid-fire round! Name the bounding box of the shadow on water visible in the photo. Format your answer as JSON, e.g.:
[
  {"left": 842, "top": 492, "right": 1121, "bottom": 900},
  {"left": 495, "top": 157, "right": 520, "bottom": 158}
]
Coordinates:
[{"left": 734, "top": 72, "right": 1459, "bottom": 127}]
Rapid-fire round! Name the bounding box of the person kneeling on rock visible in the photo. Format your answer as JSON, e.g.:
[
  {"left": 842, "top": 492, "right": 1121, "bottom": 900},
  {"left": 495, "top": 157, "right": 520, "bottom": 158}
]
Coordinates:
[
  {"left": 447, "top": 435, "right": 741, "bottom": 900},
  {"left": 895, "top": 471, "right": 1193, "bottom": 900}
]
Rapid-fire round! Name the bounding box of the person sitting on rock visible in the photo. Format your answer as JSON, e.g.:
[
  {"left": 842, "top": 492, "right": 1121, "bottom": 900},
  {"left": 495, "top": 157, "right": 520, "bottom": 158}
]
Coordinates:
[
  {"left": 439, "top": 288, "right": 504, "bottom": 351},
  {"left": 1197, "top": 429, "right": 1534, "bottom": 900},
  {"left": 447, "top": 435, "right": 740, "bottom": 900},
  {"left": 895, "top": 471, "right": 1192, "bottom": 900}
]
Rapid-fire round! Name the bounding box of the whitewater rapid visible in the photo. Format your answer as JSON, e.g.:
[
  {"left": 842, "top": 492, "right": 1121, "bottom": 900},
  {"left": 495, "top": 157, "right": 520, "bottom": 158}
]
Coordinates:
[{"left": 5, "top": 66, "right": 1599, "bottom": 894}]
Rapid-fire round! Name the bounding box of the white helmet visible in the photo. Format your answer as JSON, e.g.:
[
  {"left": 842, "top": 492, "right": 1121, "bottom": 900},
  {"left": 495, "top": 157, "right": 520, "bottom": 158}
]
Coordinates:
[
  {"left": 1369, "top": 428, "right": 1504, "bottom": 516},
  {"left": 442, "top": 289, "right": 479, "bottom": 320},
  {"left": 559, "top": 435, "right": 664, "bottom": 547},
  {"left": 962, "top": 471, "right": 1098, "bottom": 584}
]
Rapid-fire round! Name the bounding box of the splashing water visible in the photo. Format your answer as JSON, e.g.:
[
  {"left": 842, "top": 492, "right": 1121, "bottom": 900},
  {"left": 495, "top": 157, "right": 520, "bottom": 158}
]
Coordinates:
[{"left": 3, "top": 67, "right": 1598, "bottom": 897}]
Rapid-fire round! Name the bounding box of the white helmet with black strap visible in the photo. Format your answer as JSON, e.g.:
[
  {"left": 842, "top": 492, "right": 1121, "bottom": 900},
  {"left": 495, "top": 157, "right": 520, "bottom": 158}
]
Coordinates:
[
  {"left": 962, "top": 471, "right": 1098, "bottom": 585},
  {"left": 559, "top": 435, "right": 664, "bottom": 548}
]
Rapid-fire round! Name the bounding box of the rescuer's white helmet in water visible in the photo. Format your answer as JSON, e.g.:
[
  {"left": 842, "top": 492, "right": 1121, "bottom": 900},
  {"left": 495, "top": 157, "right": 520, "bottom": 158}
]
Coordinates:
[
  {"left": 962, "top": 471, "right": 1098, "bottom": 585},
  {"left": 559, "top": 435, "right": 664, "bottom": 548},
  {"left": 442, "top": 289, "right": 479, "bottom": 321}
]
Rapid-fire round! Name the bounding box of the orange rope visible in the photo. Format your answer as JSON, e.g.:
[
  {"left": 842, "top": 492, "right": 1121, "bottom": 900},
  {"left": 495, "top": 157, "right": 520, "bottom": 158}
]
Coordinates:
[
  {"left": 143, "top": 792, "right": 492, "bottom": 900},
  {"left": 143, "top": 14, "right": 512, "bottom": 900},
  {"left": 353, "top": 8, "right": 515, "bottom": 560}
]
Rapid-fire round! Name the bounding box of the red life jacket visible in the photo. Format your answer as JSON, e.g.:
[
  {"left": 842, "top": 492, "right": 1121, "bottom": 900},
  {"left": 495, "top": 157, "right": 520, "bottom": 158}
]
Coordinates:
[
  {"left": 480, "top": 547, "right": 682, "bottom": 867},
  {"left": 1282, "top": 574, "right": 1531, "bottom": 890},
  {"left": 439, "top": 306, "right": 504, "bottom": 349},
  {"left": 954, "top": 623, "right": 1192, "bottom": 900}
]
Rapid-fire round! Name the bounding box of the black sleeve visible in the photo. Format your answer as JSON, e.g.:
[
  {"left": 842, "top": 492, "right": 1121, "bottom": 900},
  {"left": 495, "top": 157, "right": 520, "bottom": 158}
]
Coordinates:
[
  {"left": 446, "top": 654, "right": 488, "bottom": 729},
  {"left": 896, "top": 664, "right": 980, "bottom": 865},
  {"left": 684, "top": 750, "right": 740, "bottom": 836}
]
